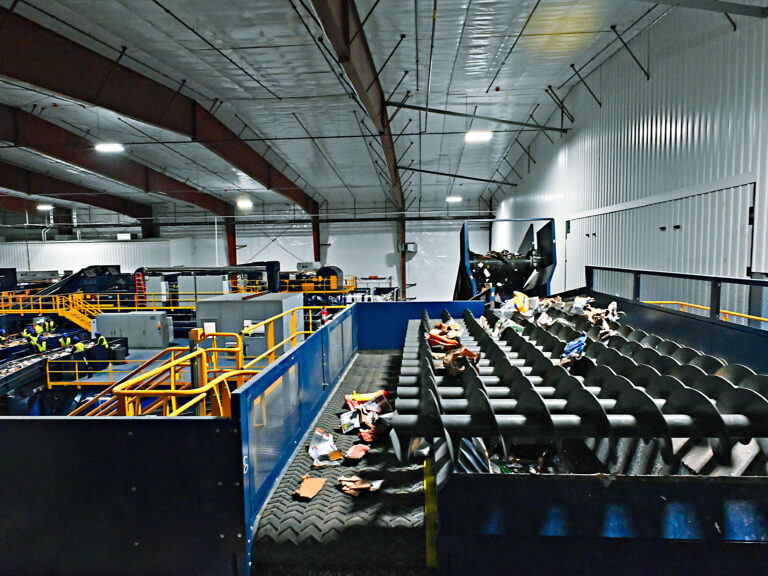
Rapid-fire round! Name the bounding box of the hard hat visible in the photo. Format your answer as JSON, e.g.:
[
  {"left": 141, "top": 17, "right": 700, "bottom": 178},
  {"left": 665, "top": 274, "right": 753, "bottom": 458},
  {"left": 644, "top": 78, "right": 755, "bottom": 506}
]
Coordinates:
[
  {"left": 72, "top": 336, "right": 80, "bottom": 343},
  {"left": 94, "top": 332, "right": 101, "bottom": 337}
]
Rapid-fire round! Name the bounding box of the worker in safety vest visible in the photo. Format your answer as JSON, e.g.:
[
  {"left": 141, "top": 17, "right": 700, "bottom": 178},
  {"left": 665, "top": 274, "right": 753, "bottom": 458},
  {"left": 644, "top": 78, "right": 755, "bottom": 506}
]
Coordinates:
[
  {"left": 45, "top": 319, "right": 55, "bottom": 332},
  {"left": 34, "top": 322, "right": 44, "bottom": 335},
  {"left": 94, "top": 332, "right": 109, "bottom": 349},
  {"left": 59, "top": 333, "right": 71, "bottom": 348},
  {"left": 22, "top": 326, "right": 33, "bottom": 339},
  {"left": 71, "top": 336, "right": 90, "bottom": 378},
  {"left": 0, "top": 329, "right": 7, "bottom": 343},
  {"left": 28, "top": 334, "right": 46, "bottom": 353},
  {"left": 72, "top": 337, "right": 86, "bottom": 353}
]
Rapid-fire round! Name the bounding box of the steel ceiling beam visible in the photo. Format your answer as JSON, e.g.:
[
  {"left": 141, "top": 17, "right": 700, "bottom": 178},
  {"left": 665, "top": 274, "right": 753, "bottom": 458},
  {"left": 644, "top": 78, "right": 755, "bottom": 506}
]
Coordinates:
[
  {"left": 312, "top": 0, "right": 407, "bottom": 296},
  {"left": 311, "top": 0, "right": 404, "bottom": 211},
  {"left": 0, "top": 7, "right": 319, "bottom": 218},
  {"left": 0, "top": 160, "right": 156, "bottom": 237},
  {"left": 625, "top": 0, "right": 768, "bottom": 17},
  {"left": 0, "top": 104, "right": 232, "bottom": 219},
  {"left": 0, "top": 193, "right": 37, "bottom": 215}
]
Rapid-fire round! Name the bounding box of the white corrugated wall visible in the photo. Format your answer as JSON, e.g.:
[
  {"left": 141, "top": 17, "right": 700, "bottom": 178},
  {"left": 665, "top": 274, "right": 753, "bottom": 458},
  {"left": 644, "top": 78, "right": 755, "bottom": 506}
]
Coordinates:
[
  {"left": 0, "top": 224, "right": 488, "bottom": 301},
  {"left": 495, "top": 7, "right": 768, "bottom": 293},
  {"left": 0, "top": 240, "right": 171, "bottom": 273}
]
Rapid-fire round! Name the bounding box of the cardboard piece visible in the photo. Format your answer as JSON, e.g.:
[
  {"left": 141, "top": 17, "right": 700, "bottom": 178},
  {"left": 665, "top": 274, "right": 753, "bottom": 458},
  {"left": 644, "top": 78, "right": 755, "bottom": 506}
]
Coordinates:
[
  {"left": 339, "top": 475, "right": 383, "bottom": 496},
  {"left": 295, "top": 475, "right": 327, "bottom": 500}
]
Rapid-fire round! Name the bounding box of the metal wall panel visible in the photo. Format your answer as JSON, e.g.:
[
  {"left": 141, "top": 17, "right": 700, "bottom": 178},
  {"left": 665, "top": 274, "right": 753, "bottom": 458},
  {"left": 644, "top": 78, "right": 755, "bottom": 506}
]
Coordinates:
[
  {"left": 495, "top": 8, "right": 768, "bottom": 291},
  {"left": 565, "top": 185, "right": 753, "bottom": 290},
  {"left": 0, "top": 240, "right": 170, "bottom": 272},
  {"left": 592, "top": 269, "right": 634, "bottom": 299}
]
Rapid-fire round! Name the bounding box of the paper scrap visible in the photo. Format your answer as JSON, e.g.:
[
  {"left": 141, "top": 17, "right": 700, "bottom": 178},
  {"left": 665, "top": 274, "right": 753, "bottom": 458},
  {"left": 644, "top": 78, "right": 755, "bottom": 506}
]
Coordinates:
[
  {"left": 339, "top": 475, "right": 383, "bottom": 496},
  {"left": 295, "top": 475, "right": 326, "bottom": 500},
  {"left": 345, "top": 444, "right": 370, "bottom": 460}
]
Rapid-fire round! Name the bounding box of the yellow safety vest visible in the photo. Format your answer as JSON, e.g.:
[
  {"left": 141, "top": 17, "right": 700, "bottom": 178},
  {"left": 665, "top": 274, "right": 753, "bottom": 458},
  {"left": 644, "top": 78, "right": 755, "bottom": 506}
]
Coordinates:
[
  {"left": 34, "top": 324, "right": 44, "bottom": 335},
  {"left": 59, "top": 337, "right": 71, "bottom": 347},
  {"left": 73, "top": 342, "right": 85, "bottom": 353},
  {"left": 97, "top": 336, "right": 109, "bottom": 348},
  {"left": 0, "top": 335, "right": 6, "bottom": 342},
  {"left": 34, "top": 340, "right": 47, "bottom": 353}
]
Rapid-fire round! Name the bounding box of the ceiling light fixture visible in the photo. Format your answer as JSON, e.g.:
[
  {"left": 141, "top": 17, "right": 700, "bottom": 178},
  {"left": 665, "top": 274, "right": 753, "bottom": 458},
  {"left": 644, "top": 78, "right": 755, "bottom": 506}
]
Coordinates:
[
  {"left": 237, "top": 199, "right": 253, "bottom": 209},
  {"left": 37, "top": 204, "right": 54, "bottom": 211},
  {"left": 464, "top": 130, "right": 493, "bottom": 143},
  {"left": 94, "top": 143, "right": 125, "bottom": 153},
  {"left": 446, "top": 196, "right": 462, "bottom": 203}
]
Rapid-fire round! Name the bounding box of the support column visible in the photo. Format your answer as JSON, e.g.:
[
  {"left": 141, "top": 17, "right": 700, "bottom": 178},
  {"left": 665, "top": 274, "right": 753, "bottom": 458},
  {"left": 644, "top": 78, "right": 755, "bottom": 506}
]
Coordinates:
[
  {"left": 312, "top": 215, "right": 321, "bottom": 262},
  {"left": 52, "top": 207, "right": 73, "bottom": 236},
  {"left": 225, "top": 218, "right": 237, "bottom": 266},
  {"left": 140, "top": 220, "right": 159, "bottom": 239},
  {"left": 400, "top": 217, "right": 407, "bottom": 299}
]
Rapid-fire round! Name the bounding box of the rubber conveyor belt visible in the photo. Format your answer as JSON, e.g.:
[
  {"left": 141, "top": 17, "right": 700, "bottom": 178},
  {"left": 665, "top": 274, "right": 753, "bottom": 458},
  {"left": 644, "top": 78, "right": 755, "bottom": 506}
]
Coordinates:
[{"left": 251, "top": 351, "right": 429, "bottom": 575}]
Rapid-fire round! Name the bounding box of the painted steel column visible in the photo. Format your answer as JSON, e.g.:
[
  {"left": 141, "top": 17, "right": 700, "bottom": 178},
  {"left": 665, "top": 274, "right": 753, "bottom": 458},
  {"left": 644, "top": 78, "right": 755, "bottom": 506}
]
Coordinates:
[
  {"left": 52, "top": 206, "right": 73, "bottom": 236},
  {"left": 225, "top": 219, "right": 237, "bottom": 266},
  {"left": 141, "top": 220, "right": 159, "bottom": 239},
  {"left": 312, "top": 215, "right": 321, "bottom": 262},
  {"left": 401, "top": 217, "right": 407, "bottom": 299}
]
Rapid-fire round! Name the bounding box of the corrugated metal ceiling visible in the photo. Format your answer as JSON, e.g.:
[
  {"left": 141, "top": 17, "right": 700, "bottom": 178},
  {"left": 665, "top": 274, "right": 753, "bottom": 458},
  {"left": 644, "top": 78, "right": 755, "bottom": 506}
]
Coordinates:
[{"left": 0, "top": 0, "right": 669, "bottom": 217}]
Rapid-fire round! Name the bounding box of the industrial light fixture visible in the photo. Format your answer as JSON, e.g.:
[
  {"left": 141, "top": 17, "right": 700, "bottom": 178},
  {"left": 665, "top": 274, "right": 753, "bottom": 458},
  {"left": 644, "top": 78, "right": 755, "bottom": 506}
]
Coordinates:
[
  {"left": 446, "top": 196, "right": 462, "bottom": 203},
  {"left": 237, "top": 198, "right": 253, "bottom": 209},
  {"left": 464, "top": 130, "right": 493, "bottom": 143},
  {"left": 94, "top": 143, "right": 125, "bottom": 153},
  {"left": 37, "top": 204, "right": 54, "bottom": 211}
]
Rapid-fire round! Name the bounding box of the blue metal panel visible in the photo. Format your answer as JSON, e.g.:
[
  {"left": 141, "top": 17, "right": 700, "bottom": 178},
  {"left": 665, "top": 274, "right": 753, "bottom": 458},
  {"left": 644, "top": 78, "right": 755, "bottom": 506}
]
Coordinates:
[
  {"left": 231, "top": 304, "right": 358, "bottom": 569},
  {"left": 298, "top": 330, "right": 325, "bottom": 427},
  {"left": 356, "top": 301, "right": 485, "bottom": 350},
  {"left": 0, "top": 417, "right": 245, "bottom": 575},
  {"left": 437, "top": 474, "right": 768, "bottom": 575}
]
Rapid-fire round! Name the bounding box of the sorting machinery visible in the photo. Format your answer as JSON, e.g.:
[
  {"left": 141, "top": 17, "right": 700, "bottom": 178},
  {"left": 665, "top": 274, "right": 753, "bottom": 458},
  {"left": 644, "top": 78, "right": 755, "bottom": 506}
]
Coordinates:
[
  {"left": 1, "top": 284, "right": 768, "bottom": 574},
  {"left": 384, "top": 303, "right": 768, "bottom": 573},
  {"left": 0, "top": 334, "right": 128, "bottom": 415},
  {"left": 454, "top": 219, "right": 556, "bottom": 300}
]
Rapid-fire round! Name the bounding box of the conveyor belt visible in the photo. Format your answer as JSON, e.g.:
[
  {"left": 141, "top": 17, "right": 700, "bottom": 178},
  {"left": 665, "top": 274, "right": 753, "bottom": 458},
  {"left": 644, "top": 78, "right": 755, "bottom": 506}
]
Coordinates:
[{"left": 251, "top": 351, "right": 429, "bottom": 575}]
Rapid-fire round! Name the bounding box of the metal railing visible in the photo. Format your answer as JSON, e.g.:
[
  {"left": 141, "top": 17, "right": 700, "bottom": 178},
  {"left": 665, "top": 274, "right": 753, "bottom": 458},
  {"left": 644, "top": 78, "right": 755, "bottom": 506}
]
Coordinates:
[
  {"left": 641, "top": 301, "right": 768, "bottom": 324},
  {"left": 586, "top": 266, "right": 768, "bottom": 326},
  {"left": 0, "top": 284, "right": 267, "bottom": 319},
  {"left": 74, "top": 305, "right": 346, "bottom": 417},
  {"left": 279, "top": 275, "right": 357, "bottom": 294}
]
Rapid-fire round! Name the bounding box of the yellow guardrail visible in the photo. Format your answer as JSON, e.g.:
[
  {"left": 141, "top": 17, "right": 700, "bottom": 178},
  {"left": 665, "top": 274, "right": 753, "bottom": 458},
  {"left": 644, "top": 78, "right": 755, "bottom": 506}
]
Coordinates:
[
  {"left": 72, "top": 305, "right": 346, "bottom": 417},
  {"left": 0, "top": 285, "right": 267, "bottom": 319},
  {"left": 642, "top": 301, "right": 768, "bottom": 324},
  {"left": 280, "top": 275, "right": 357, "bottom": 294}
]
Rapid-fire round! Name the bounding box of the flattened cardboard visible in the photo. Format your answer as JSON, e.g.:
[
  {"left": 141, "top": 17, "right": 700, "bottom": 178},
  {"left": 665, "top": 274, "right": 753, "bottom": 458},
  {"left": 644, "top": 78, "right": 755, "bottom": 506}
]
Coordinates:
[{"left": 295, "top": 475, "right": 327, "bottom": 500}]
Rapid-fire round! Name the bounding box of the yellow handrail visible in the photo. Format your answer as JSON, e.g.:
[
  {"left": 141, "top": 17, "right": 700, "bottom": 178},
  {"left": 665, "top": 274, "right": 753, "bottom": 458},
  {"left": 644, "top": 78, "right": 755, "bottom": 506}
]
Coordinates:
[
  {"left": 0, "top": 287, "right": 269, "bottom": 317},
  {"left": 280, "top": 275, "right": 357, "bottom": 294},
  {"left": 642, "top": 300, "right": 768, "bottom": 324},
  {"left": 102, "top": 305, "right": 347, "bottom": 418}
]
